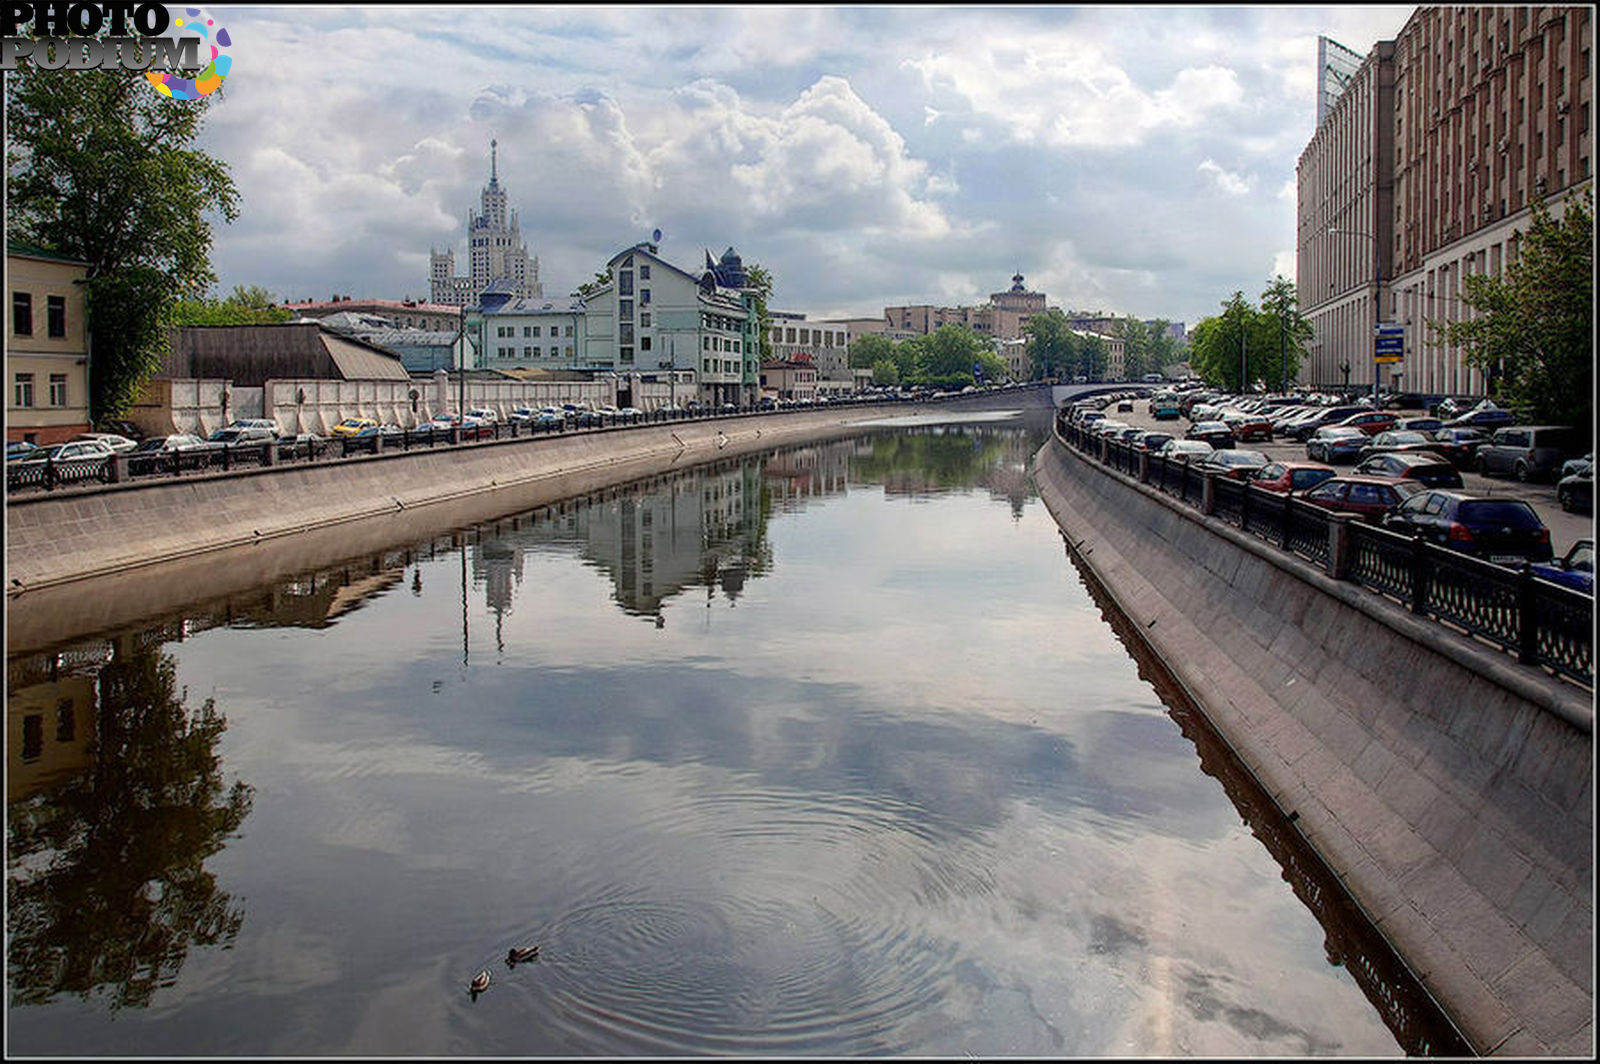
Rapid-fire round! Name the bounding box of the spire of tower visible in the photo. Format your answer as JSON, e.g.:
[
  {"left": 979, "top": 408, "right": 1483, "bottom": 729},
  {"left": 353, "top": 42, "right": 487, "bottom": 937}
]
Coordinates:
[{"left": 490, "top": 139, "right": 498, "bottom": 187}]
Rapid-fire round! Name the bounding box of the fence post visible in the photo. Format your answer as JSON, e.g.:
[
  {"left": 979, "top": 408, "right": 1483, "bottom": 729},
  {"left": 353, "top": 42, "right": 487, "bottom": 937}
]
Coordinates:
[
  {"left": 1517, "top": 564, "right": 1539, "bottom": 665},
  {"left": 1240, "top": 481, "right": 1252, "bottom": 531},
  {"left": 1138, "top": 449, "right": 1150, "bottom": 483},
  {"left": 1327, "top": 513, "right": 1353, "bottom": 579},
  {"left": 1409, "top": 535, "right": 1429, "bottom": 615},
  {"left": 1201, "top": 472, "right": 1216, "bottom": 515},
  {"left": 262, "top": 441, "right": 277, "bottom": 466},
  {"left": 108, "top": 452, "right": 129, "bottom": 483}
]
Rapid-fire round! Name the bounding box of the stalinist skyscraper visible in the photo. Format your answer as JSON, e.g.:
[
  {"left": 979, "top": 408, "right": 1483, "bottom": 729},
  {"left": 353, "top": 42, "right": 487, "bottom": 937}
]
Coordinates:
[{"left": 430, "top": 140, "right": 543, "bottom": 307}]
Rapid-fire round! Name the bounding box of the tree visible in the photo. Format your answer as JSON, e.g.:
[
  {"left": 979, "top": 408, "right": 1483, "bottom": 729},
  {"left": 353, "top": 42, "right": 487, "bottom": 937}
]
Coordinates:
[
  {"left": 916, "top": 324, "right": 988, "bottom": 384},
  {"left": 849, "top": 333, "right": 896, "bottom": 370},
  {"left": 871, "top": 359, "right": 901, "bottom": 386},
  {"left": 172, "top": 286, "right": 294, "bottom": 327},
  {"left": 1023, "top": 309, "right": 1073, "bottom": 380},
  {"left": 572, "top": 268, "right": 613, "bottom": 300},
  {"left": 744, "top": 263, "right": 775, "bottom": 362},
  {"left": 1258, "top": 276, "right": 1313, "bottom": 392},
  {"left": 6, "top": 54, "right": 239, "bottom": 423},
  {"left": 1434, "top": 192, "right": 1593, "bottom": 442}
]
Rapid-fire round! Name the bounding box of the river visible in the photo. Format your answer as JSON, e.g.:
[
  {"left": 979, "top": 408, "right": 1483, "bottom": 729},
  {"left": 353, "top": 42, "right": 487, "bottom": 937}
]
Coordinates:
[{"left": 4, "top": 413, "right": 1464, "bottom": 1056}]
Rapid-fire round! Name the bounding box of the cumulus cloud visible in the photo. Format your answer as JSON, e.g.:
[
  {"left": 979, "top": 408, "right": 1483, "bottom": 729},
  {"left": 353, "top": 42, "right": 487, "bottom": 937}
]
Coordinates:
[{"left": 1198, "top": 159, "right": 1253, "bottom": 196}]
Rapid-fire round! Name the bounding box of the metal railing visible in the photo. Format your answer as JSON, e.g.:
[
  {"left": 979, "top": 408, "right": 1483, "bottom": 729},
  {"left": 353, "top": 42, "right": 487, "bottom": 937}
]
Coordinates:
[{"left": 1058, "top": 417, "right": 1593, "bottom": 688}]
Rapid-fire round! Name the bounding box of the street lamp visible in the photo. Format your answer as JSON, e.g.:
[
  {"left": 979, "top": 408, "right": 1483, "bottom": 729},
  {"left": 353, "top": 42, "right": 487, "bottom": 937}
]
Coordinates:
[{"left": 1328, "top": 226, "right": 1382, "bottom": 407}]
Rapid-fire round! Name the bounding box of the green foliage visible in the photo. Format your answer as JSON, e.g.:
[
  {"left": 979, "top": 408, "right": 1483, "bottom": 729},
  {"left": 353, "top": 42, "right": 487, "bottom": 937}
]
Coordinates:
[
  {"left": 871, "top": 359, "right": 901, "bottom": 386},
  {"left": 1189, "top": 280, "right": 1311, "bottom": 392},
  {"left": 1023, "top": 309, "right": 1107, "bottom": 380},
  {"left": 744, "top": 263, "right": 775, "bottom": 362},
  {"left": 572, "top": 268, "right": 614, "bottom": 299},
  {"left": 1434, "top": 192, "right": 1593, "bottom": 441},
  {"left": 172, "top": 286, "right": 294, "bottom": 327},
  {"left": 6, "top": 59, "right": 239, "bottom": 422},
  {"left": 849, "top": 332, "right": 896, "bottom": 370}
]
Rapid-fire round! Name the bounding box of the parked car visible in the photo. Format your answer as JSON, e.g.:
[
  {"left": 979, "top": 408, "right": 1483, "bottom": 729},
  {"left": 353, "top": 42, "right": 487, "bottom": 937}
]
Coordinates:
[
  {"left": 1299, "top": 475, "right": 1427, "bottom": 523},
  {"left": 126, "top": 433, "right": 215, "bottom": 474},
  {"left": 1221, "top": 410, "right": 1274, "bottom": 442},
  {"left": 1358, "top": 429, "right": 1440, "bottom": 459},
  {"left": 1397, "top": 416, "right": 1443, "bottom": 434},
  {"left": 1185, "top": 420, "right": 1235, "bottom": 449},
  {"left": 1442, "top": 406, "right": 1516, "bottom": 429},
  {"left": 9, "top": 438, "right": 115, "bottom": 485},
  {"left": 1557, "top": 466, "right": 1592, "bottom": 514},
  {"left": 1380, "top": 491, "right": 1553, "bottom": 563},
  {"left": 1332, "top": 410, "right": 1400, "bottom": 436},
  {"left": 1251, "top": 461, "right": 1337, "bottom": 495},
  {"left": 1149, "top": 395, "right": 1182, "bottom": 420},
  {"left": 329, "top": 417, "right": 378, "bottom": 438},
  {"left": 277, "top": 432, "right": 327, "bottom": 458},
  {"left": 1157, "top": 439, "right": 1214, "bottom": 463},
  {"left": 1352, "top": 451, "right": 1464, "bottom": 489},
  {"left": 465, "top": 407, "right": 500, "bottom": 425},
  {"left": 1306, "top": 426, "right": 1370, "bottom": 464},
  {"left": 1135, "top": 431, "right": 1175, "bottom": 452},
  {"left": 6, "top": 440, "right": 41, "bottom": 462},
  {"left": 1474, "top": 425, "right": 1581, "bottom": 482},
  {"left": 1530, "top": 538, "right": 1593, "bottom": 594},
  {"left": 70, "top": 431, "right": 138, "bottom": 453},
  {"left": 1193, "top": 448, "right": 1270, "bottom": 481},
  {"left": 616, "top": 407, "right": 645, "bottom": 423},
  {"left": 207, "top": 425, "right": 277, "bottom": 446},
  {"left": 1285, "top": 404, "right": 1366, "bottom": 441},
  {"left": 1560, "top": 452, "right": 1593, "bottom": 480},
  {"left": 1427, "top": 426, "right": 1492, "bottom": 468}
]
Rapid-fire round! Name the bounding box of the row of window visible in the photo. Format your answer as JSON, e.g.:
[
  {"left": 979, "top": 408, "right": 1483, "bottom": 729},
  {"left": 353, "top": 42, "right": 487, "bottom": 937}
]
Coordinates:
[
  {"left": 494, "top": 346, "right": 576, "bottom": 359},
  {"left": 770, "top": 326, "right": 847, "bottom": 346},
  {"left": 13, "top": 372, "right": 70, "bottom": 407},
  {"left": 12, "top": 292, "right": 68, "bottom": 339},
  {"left": 494, "top": 324, "right": 576, "bottom": 338}
]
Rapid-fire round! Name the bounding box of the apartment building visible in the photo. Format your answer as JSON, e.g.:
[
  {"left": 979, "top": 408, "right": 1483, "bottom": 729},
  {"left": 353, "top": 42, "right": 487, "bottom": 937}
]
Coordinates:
[{"left": 1298, "top": 6, "right": 1593, "bottom": 398}]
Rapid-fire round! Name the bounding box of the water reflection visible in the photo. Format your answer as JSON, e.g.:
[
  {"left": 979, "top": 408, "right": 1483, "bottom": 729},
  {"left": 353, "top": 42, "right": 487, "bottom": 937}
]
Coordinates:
[
  {"left": 5, "top": 418, "right": 1438, "bottom": 1055},
  {"left": 6, "top": 638, "right": 253, "bottom": 1010}
]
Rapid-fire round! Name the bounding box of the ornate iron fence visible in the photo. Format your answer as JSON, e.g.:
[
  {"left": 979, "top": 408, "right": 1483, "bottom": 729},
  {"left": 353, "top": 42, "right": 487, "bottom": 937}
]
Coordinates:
[{"left": 1053, "top": 418, "right": 1592, "bottom": 688}]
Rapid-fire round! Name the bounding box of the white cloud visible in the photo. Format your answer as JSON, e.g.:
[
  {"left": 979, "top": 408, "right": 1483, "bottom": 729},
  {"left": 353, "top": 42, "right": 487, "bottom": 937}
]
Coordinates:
[{"left": 1198, "top": 159, "right": 1253, "bottom": 196}]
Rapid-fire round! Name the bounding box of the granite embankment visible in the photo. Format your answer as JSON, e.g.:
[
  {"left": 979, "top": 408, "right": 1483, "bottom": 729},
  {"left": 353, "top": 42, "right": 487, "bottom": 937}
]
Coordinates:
[
  {"left": 6, "top": 406, "right": 937, "bottom": 596},
  {"left": 1031, "top": 430, "right": 1592, "bottom": 1056}
]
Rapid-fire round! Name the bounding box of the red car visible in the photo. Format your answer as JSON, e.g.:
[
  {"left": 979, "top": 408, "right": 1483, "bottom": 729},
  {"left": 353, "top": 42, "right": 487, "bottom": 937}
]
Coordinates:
[
  {"left": 1251, "top": 460, "right": 1337, "bottom": 494},
  {"left": 1333, "top": 411, "right": 1401, "bottom": 436},
  {"left": 1222, "top": 411, "right": 1275, "bottom": 442},
  {"left": 1298, "top": 475, "right": 1427, "bottom": 523}
]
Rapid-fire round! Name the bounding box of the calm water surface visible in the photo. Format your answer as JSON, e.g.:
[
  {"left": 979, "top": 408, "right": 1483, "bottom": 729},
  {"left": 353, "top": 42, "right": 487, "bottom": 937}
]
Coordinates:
[{"left": 7, "top": 419, "right": 1422, "bottom": 1056}]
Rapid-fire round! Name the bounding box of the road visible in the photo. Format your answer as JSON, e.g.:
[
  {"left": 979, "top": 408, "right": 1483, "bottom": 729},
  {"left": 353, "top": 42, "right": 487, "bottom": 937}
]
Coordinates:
[{"left": 1094, "top": 399, "right": 1594, "bottom": 559}]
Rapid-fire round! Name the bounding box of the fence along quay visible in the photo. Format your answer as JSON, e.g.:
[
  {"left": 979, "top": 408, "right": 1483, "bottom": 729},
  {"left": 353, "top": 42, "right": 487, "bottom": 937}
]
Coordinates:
[{"left": 1032, "top": 414, "right": 1592, "bottom": 1056}]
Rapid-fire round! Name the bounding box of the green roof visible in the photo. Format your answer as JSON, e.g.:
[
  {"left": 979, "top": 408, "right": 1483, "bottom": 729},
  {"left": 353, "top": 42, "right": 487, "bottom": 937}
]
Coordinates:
[{"left": 5, "top": 240, "right": 89, "bottom": 266}]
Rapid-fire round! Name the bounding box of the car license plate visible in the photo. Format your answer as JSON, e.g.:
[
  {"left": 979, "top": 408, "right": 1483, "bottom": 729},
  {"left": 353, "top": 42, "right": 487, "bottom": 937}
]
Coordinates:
[{"left": 1490, "top": 554, "right": 1522, "bottom": 564}]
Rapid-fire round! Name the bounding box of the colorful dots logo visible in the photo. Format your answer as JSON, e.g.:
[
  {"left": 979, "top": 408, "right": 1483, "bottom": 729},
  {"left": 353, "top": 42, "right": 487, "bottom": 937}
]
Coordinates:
[{"left": 146, "top": 7, "right": 232, "bottom": 100}]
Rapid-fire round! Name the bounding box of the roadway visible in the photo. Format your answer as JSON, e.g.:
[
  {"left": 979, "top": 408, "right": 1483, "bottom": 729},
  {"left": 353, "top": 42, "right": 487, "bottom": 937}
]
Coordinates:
[{"left": 1090, "top": 399, "right": 1594, "bottom": 559}]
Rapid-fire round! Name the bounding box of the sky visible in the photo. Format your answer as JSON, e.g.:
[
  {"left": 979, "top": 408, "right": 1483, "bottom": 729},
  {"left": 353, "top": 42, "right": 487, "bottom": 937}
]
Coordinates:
[{"left": 194, "top": 4, "right": 1416, "bottom": 329}]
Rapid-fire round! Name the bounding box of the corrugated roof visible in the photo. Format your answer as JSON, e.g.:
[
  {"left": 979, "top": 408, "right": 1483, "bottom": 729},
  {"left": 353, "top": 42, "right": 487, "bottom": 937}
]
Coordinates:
[{"left": 323, "top": 334, "right": 412, "bottom": 380}]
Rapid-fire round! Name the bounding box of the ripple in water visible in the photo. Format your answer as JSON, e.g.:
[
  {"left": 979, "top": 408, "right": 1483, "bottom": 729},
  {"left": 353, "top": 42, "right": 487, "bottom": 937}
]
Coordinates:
[{"left": 490, "top": 785, "right": 986, "bottom": 1054}]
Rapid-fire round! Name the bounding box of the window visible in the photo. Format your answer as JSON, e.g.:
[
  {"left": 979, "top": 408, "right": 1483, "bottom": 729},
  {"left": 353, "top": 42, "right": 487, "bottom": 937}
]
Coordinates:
[
  {"left": 639, "top": 264, "right": 650, "bottom": 279},
  {"left": 620, "top": 322, "right": 634, "bottom": 344},
  {"left": 640, "top": 312, "right": 651, "bottom": 327},
  {"left": 12, "top": 292, "right": 32, "bottom": 336},
  {"left": 619, "top": 270, "right": 634, "bottom": 296},
  {"left": 523, "top": 326, "right": 532, "bottom": 337},
  {"left": 49, "top": 373, "right": 67, "bottom": 406},
  {"left": 641, "top": 336, "right": 652, "bottom": 351},
  {"left": 47, "top": 295, "right": 65, "bottom": 338},
  {"left": 640, "top": 288, "right": 650, "bottom": 306},
  {"left": 620, "top": 299, "right": 633, "bottom": 321},
  {"left": 531, "top": 326, "right": 541, "bottom": 337},
  {"left": 525, "top": 346, "right": 533, "bottom": 357},
  {"left": 565, "top": 325, "right": 574, "bottom": 337},
  {"left": 14, "top": 372, "right": 35, "bottom": 407},
  {"left": 620, "top": 347, "right": 634, "bottom": 363}
]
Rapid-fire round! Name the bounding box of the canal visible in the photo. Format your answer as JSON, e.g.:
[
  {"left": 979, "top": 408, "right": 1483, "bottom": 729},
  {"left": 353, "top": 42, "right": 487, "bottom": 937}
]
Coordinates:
[{"left": 5, "top": 413, "right": 1466, "bottom": 1056}]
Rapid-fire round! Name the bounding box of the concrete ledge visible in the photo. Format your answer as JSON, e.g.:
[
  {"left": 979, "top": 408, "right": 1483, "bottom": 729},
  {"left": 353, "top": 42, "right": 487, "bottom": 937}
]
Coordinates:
[{"left": 1032, "top": 433, "right": 1593, "bottom": 1056}]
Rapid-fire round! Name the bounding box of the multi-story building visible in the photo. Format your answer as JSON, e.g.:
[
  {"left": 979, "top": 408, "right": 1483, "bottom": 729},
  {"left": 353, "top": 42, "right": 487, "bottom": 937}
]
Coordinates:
[
  {"left": 581, "top": 240, "right": 759, "bottom": 406},
  {"left": 885, "top": 273, "right": 1048, "bottom": 341},
  {"left": 759, "top": 356, "right": 819, "bottom": 402},
  {"left": 766, "top": 312, "right": 851, "bottom": 380},
  {"left": 430, "top": 140, "right": 542, "bottom": 308},
  {"left": 468, "top": 286, "right": 586, "bottom": 374},
  {"left": 1298, "top": 7, "right": 1592, "bottom": 398},
  {"left": 6, "top": 245, "right": 92, "bottom": 444}
]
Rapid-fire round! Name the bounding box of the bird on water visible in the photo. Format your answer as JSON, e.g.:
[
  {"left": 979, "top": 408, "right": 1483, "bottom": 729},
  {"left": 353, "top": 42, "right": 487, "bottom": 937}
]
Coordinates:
[
  {"left": 469, "top": 969, "right": 491, "bottom": 996},
  {"left": 506, "top": 945, "right": 540, "bottom": 965}
]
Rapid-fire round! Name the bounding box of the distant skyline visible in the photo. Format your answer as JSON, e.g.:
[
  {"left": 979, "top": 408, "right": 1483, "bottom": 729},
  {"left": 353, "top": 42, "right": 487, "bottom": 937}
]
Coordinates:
[{"left": 200, "top": 4, "right": 1414, "bottom": 327}]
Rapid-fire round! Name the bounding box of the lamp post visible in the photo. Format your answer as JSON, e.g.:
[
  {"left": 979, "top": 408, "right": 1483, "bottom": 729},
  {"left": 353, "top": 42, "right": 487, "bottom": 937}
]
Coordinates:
[{"left": 1328, "top": 226, "right": 1382, "bottom": 407}]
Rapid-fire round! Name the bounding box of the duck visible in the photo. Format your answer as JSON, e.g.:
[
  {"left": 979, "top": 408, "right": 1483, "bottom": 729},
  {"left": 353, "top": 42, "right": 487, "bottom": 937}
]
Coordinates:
[
  {"left": 469, "top": 969, "right": 491, "bottom": 995},
  {"left": 506, "top": 945, "right": 540, "bottom": 965}
]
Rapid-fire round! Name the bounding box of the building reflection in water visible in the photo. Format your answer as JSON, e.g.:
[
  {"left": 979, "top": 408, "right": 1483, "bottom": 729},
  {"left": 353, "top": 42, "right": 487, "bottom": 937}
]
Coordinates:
[{"left": 0, "top": 421, "right": 1058, "bottom": 1023}]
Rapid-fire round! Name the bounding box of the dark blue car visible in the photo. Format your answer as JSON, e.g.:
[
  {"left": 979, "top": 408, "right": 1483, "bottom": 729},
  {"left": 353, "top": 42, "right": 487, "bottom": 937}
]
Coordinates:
[{"left": 1531, "top": 539, "right": 1593, "bottom": 594}]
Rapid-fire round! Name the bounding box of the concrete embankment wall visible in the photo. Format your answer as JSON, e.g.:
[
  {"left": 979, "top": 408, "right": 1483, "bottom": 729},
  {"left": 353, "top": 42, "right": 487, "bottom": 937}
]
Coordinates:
[
  {"left": 4, "top": 408, "right": 920, "bottom": 595},
  {"left": 1031, "top": 433, "right": 1592, "bottom": 1057}
]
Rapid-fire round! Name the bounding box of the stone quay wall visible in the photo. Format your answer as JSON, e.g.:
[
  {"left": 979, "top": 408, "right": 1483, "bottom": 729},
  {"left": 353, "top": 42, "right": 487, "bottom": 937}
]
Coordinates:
[
  {"left": 4, "top": 406, "right": 932, "bottom": 595},
  {"left": 1031, "top": 430, "right": 1592, "bottom": 1056}
]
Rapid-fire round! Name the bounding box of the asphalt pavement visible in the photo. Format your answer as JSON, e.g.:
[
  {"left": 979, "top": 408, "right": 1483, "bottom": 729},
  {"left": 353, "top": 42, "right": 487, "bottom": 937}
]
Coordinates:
[{"left": 1096, "top": 400, "right": 1594, "bottom": 558}]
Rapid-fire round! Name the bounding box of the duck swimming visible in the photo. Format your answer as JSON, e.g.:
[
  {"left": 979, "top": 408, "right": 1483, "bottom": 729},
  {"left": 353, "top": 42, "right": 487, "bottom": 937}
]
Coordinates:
[
  {"left": 469, "top": 969, "right": 491, "bottom": 996},
  {"left": 506, "top": 945, "right": 540, "bottom": 965}
]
